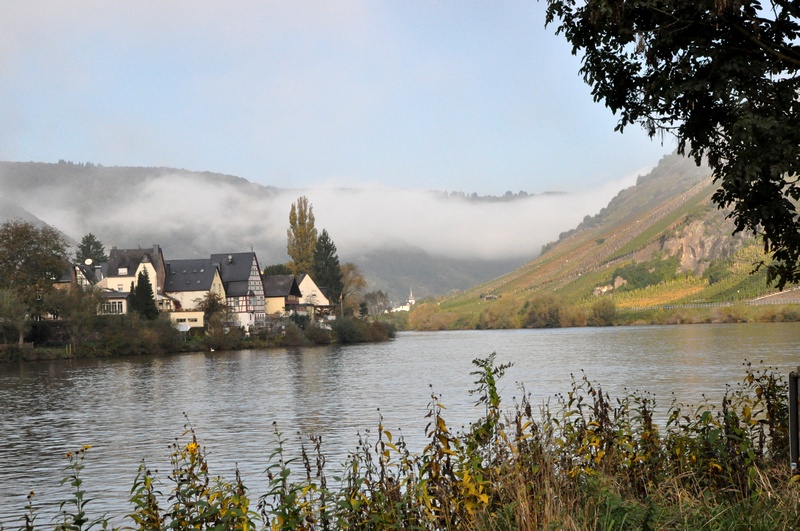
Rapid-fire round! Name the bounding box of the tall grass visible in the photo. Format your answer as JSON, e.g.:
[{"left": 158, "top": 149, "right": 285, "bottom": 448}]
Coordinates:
[{"left": 5, "top": 357, "right": 799, "bottom": 530}]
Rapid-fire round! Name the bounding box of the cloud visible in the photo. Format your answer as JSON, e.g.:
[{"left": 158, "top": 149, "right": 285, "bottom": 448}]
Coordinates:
[
  {"left": 299, "top": 182, "right": 629, "bottom": 260},
  {"left": 9, "top": 168, "right": 624, "bottom": 264}
]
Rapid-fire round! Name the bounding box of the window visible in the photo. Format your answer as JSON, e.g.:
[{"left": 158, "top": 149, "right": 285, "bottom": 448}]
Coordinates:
[{"left": 100, "top": 301, "right": 123, "bottom": 315}]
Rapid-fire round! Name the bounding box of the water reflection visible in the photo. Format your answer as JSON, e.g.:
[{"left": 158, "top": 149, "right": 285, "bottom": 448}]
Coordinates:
[{"left": 1, "top": 323, "right": 800, "bottom": 526}]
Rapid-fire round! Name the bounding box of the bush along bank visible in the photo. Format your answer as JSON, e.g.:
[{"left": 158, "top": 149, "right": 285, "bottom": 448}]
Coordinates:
[
  {"left": 226, "top": 317, "right": 397, "bottom": 350},
  {"left": 0, "top": 316, "right": 397, "bottom": 362},
  {"left": 6, "top": 357, "right": 800, "bottom": 530}
]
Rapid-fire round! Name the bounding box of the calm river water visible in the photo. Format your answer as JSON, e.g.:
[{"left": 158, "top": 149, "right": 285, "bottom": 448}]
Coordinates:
[{"left": 2, "top": 323, "right": 800, "bottom": 526}]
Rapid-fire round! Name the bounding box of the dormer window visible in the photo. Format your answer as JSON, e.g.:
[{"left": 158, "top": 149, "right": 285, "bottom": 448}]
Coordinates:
[{"left": 119, "top": 267, "right": 128, "bottom": 275}]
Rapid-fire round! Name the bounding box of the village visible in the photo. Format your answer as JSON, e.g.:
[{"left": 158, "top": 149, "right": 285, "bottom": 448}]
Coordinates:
[{"left": 60, "top": 244, "right": 414, "bottom": 333}]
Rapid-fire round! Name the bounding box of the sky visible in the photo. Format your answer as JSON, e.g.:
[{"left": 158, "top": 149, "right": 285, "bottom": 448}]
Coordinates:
[{"left": 0, "top": 1, "right": 675, "bottom": 197}]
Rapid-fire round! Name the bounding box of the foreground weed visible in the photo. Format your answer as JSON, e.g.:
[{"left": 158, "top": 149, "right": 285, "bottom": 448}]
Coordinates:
[
  {"left": 126, "top": 416, "right": 257, "bottom": 530},
  {"left": 54, "top": 445, "right": 114, "bottom": 531}
]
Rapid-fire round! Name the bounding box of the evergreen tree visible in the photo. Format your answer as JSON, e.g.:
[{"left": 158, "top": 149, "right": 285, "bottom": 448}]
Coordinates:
[
  {"left": 76, "top": 233, "right": 108, "bottom": 264},
  {"left": 287, "top": 196, "right": 317, "bottom": 276},
  {"left": 312, "top": 229, "right": 344, "bottom": 304},
  {"left": 132, "top": 270, "right": 159, "bottom": 320}
]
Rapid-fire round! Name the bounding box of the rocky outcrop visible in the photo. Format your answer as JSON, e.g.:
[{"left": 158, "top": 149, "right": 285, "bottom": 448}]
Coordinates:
[{"left": 662, "top": 208, "right": 749, "bottom": 275}]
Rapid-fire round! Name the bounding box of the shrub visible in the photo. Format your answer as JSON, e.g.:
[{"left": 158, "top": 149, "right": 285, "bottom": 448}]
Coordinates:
[
  {"left": 559, "top": 304, "right": 587, "bottom": 327},
  {"left": 331, "top": 317, "right": 365, "bottom": 343},
  {"left": 281, "top": 322, "right": 307, "bottom": 346},
  {"left": 522, "top": 295, "right": 562, "bottom": 328},
  {"left": 305, "top": 323, "right": 333, "bottom": 344},
  {"left": 588, "top": 298, "right": 616, "bottom": 326}
]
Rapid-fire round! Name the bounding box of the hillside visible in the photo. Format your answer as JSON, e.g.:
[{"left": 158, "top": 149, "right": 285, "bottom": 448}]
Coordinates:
[{"left": 411, "top": 154, "right": 787, "bottom": 330}]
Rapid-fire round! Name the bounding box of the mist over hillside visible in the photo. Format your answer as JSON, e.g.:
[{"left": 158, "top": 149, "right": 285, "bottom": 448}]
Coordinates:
[{"left": 0, "top": 160, "right": 642, "bottom": 302}]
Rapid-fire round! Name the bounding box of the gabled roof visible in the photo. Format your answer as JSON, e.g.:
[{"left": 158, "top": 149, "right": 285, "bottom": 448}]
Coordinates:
[
  {"left": 263, "top": 275, "right": 302, "bottom": 298},
  {"left": 164, "top": 259, "right": 219, "bottom": 293},
  {"left": 210, "top": 252, "right": 258, "bottom": 283},
  {"left": 297, "top": 274, "right": 332, "bottom": 304},
  {"left": 105, "top": 246, "right": 162, "bottom": 277},
  {"left": 55, "top": 260, "right": 96, "bottom": 285}
]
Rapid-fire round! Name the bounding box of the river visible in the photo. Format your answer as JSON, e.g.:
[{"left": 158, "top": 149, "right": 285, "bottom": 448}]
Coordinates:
[{"left": 1, "top": 323, "right": 800, "bottom": 526}]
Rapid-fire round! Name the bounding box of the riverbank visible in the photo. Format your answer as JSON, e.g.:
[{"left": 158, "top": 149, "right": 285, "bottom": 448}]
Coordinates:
[
  {"left": 0, "top": 315, "right": 396, "bottom": 363},
  {"left": 409, "top": 297, "right": 800, "bottom": 330}
]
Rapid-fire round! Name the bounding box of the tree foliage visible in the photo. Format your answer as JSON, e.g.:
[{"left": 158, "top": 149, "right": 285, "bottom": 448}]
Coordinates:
[
  {"left": 340, "top": 262, "right": 366, "bottom": 313},
  {"left": 545, "top": 0, "right": 800, "bottom": 288},
  {"left": 0, "top": 220, "right": 69, "bottom": 322},
  {"left": 262, "top": 263, "right": 292, "bottom": 276},
  {"left": 0, "top": 221, "right": 69, "bottom": 290},
  {"left": 363, "top": 290, "right": 391, "bottom": 316},
  {"left": 48, "top": 285, "right": 102, "bottom": 347},
  {"left": 194, "top": 291, "right": 230, "bottom": 326},
  {"left": 287, "top": 196, "right": 317, "bottom": 276},
  {"left": 612, "top": 255, "right": 681, "bottom": 291},
  {"left": 522, "top": 295, "right": 562, "bottom": 328},
  {"left": 0, "top": 288, "right": 30, "bottom": 347},
  {"left": 312, "top": 229, "right": 344, "bottom": 304},
  {"left": 76, "top": 233, "right": 108, "bottom": 264}
]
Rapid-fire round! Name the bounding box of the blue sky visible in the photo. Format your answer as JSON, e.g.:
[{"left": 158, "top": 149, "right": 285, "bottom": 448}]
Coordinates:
[{"left": 0, "top": 1, "right": 674, "bottom": 196}]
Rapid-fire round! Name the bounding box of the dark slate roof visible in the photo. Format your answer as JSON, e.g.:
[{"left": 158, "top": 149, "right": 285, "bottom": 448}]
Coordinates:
[
  {"left": 99, "top": 289, "right": 130, "bottom": 301},
  {"left": 56, "top": 260, "right": 96, "bottom": 284},
  {"left": 164, "top": 259, "right": 218, "bottom": 293},
  {"left": 106, "top": 247, "right": 154, "bottom": 276},
  {"left": 225, "top": 280, "right": 252, "bottom": 298},
  {"left": 263, "top": 275, "right": 301, "bottom": 298},
  {"left": 56, "top": 260, "right": 75, "bottom": 283},
  {"left": 209, "top": 252, "right": 257, "bottom": 283}
]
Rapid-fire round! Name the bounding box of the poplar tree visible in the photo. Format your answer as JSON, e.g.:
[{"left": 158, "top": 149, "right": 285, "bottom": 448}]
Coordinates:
[{"left": 287, "top": 196, "right": 318, "bottom": 276}]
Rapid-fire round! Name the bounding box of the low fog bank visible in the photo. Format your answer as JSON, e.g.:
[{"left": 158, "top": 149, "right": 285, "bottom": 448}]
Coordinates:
[
  {"left": 0, "top": 166, "right": 639, "bottom": 299},
  {"left": 4, "top": 174, "right": 634, "bottom": 264},
  {"left": 303, "top": 178, "right": 638, "bottom": 262}
]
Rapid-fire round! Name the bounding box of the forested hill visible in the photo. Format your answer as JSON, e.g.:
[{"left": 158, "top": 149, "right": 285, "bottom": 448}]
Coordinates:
[{"left": 410, "top": 153, "right": 785, "bottom": 330}]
